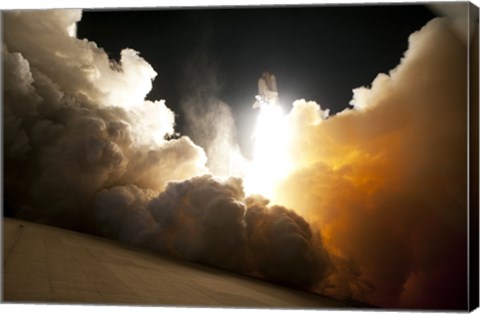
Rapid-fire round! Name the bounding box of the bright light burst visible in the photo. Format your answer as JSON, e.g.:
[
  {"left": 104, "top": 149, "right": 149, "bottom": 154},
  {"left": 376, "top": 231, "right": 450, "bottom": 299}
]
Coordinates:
[{"left": 244, "top": 103, "right": 292, "bottom": 199}]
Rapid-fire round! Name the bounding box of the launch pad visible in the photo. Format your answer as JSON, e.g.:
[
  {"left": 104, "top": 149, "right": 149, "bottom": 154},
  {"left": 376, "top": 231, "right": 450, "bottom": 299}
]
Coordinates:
[{"left": 3, "top": 218, "right": 348, "bottom": 308}]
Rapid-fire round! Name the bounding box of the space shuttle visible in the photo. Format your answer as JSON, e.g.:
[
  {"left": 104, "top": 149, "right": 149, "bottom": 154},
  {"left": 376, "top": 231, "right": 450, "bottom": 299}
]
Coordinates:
[{"left": 253, "top": 71, "right": 279, "bottom": 108}]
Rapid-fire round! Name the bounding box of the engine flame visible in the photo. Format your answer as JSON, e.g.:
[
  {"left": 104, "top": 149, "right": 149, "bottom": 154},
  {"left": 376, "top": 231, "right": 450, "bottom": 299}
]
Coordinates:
[{"left": 244, "top": 103, "right": 292, "bottom": 199}]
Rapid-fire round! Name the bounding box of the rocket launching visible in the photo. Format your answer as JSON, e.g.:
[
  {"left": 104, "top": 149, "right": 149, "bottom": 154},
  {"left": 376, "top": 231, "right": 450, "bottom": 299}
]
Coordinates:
[
  {"left": 2, "top": 8, "right": 470, "bottom": 310},
  {"left": 244, "top": 71, "right": 292, "bottom": 198},
  {"left": 253, "top": 71, "right": 279, "bottom": 108}
]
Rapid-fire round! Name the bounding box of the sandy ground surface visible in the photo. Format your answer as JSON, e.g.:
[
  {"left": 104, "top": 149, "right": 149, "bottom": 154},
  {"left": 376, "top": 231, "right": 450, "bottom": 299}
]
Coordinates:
[{"left": 3, "top": 217, "right": 350, "bottom": 308}]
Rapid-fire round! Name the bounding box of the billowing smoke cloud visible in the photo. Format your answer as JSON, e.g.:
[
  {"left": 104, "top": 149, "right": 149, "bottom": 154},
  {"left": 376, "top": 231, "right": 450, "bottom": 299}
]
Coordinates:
[
  {"left": 2, "top": 9, "right": 331, "bottom": 294},
  {"left": 2, "top": 8, "right": 469, "bottom": 310},
  {"left": 94, "top": 175, "right": 331, "bottom": 287},
  {"left": 3, "top": 10, "right": 208, "bottom": 229},
  {"left": 273, "top": 17, "right": 468, "bottom": 309}
]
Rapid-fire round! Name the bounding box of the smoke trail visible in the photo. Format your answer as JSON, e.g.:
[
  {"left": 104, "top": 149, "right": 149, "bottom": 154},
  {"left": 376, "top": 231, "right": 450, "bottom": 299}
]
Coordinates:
[{"left": 180, "top": 52, "right": 247, "bottom": 178}]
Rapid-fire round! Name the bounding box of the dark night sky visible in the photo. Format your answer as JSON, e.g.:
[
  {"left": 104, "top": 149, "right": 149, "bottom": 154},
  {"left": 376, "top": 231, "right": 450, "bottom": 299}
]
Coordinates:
[{"left": 77, "top": 4, "right": 438, "bottom": 154}]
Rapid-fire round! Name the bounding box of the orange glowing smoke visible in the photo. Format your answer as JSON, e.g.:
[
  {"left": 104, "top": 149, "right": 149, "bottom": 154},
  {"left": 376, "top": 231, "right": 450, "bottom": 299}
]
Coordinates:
[{"left": 259, "top": 18, "right": 468, "bottom": 308}]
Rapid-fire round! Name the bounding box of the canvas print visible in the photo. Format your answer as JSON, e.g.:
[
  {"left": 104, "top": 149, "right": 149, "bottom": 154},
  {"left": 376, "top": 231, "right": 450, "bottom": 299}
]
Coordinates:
[{"left": 2, "top": 2, "right": 479, "bottom": 311}]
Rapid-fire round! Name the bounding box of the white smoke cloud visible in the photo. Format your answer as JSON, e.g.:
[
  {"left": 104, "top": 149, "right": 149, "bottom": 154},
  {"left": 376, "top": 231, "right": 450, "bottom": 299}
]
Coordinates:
[{"left": 3, "top": 9, "right": 208, "bottom": 229}]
